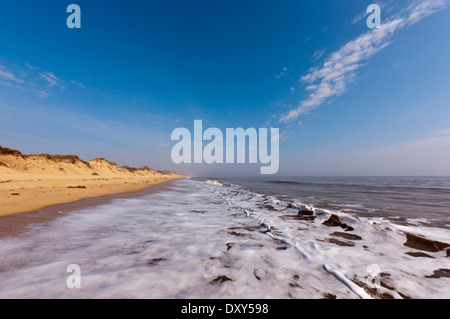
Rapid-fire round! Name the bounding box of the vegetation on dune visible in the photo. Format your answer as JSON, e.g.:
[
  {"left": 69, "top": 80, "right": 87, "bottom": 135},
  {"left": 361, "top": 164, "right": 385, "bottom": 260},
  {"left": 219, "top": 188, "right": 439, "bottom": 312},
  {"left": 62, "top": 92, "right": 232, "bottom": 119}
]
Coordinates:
[
  {"left": 0, "top": 146, "right": 23, "bottom": 157},
  {"left": 22, "top": 154, "right": 92, "bottom": 168},
  {"left": 157, "top": 170, "right": 176, "bottom": 175},
  {"left": 0, "top": 145, "right": 180, "bottom": 176}
]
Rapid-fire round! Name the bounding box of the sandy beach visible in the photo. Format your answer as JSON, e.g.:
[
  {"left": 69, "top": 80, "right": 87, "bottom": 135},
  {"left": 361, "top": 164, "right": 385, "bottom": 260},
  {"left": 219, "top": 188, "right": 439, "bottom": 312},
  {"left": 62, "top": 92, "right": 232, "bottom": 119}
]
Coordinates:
[
  {"left": 0, "top": 147, "right": 183, "bottom": 217},
  {"left": 0, "top": 177, "right": 449, "bottom": 299}
]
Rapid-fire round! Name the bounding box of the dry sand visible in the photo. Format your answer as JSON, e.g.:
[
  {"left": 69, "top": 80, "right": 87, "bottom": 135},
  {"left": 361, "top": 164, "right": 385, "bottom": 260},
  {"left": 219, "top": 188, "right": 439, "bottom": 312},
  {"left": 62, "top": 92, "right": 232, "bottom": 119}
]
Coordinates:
[{"left": 0, "top": 147, "right": 184, "bottom": 217}]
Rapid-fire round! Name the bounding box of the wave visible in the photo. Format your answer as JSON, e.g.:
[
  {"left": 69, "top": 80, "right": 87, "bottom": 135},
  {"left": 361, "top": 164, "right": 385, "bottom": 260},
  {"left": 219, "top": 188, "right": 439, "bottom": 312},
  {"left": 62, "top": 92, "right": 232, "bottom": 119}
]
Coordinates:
[
  {"left": 204, "top": 179, "right": 450, "bottom": 299},
  {"left": 0, "top": 178, "right": 448, "bottom": 299},
  {"left": 266, "top": 179, "right": 450, "bottom": 194},
  {"left": 267, "top": 180, "right": 303, "bottom": 185}
]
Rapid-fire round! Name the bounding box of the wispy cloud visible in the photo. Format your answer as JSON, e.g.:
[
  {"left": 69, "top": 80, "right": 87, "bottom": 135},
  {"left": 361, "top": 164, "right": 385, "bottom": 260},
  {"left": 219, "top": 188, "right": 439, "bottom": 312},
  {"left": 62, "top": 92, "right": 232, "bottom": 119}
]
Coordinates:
[
  {"left": 351, "top": 11, "right": 368, "bottom": 25},
  {"left": 37, "top": 90, "right": 50, "bottom": 98},
  {"left": 25, "top": 62, "right": 39, "bottom": 70},
  {"left": 70, "top": 80, "right": 86, "bottom": 88},
  {"left": 0, "top": 62, "right": 83, "bottom": 98},
  {"left": 40, "top": 72, "right": 60, "bottom": 88},
  {"left": 280, "top": 0, "right": 446, "bottom": 123},
  {"left": 312, "top": 48, "right": 326, "bottom": 61},
  {"left": 351, "top": 1, "right": 394, "bottom": 25},
  {"left": 275, "top": 67, "right": 288, "bottom": 79},
  {"left": 0, "top": 66, "right": 24, "bottom": 85}
]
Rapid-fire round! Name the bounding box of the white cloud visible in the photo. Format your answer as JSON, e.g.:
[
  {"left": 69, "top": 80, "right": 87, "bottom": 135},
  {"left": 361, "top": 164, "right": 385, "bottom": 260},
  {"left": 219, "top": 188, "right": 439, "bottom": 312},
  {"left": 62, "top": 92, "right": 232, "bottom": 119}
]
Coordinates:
[
  {"left": 0, "top": 62, "right": 84, "bottom": 97},
  {"left": 0, "top": 66, "right": 24, "bottom": 84},
  {"left": 351, "top": 11, "right": 368, "bottom": 25},
  {"left": 37, "top": 90, "right": 50, "bottom": 98},
  {"left": 40, "top": 72, "right": 60, "bottom": 87},
  {"left": 280, "top": 0, "right": 446, "bottom": 123},
  {"left": 70, "top": 80, "right": 85, "bottom": 88},
  {"left": 25, "top": 62, "right": 39, "bottom": 70},
  {"left": 351, "top": 0, "right": 391, "bottom": 25},
  {"left": 404, "top": 0, "right": 446, "bottom": 24},
  {"left": 275, "top": 66, "right": 288, "bottom": 79},
  {"left": 312, "top": 48, "right": 326, "bottom": 61}
]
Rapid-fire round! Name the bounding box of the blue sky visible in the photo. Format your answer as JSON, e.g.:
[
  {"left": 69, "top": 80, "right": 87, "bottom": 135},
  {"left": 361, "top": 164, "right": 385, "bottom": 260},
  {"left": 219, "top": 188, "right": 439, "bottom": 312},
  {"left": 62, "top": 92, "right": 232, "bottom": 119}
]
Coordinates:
[{"left": 0, "top": 0, "right": 449, "bottom": 176}]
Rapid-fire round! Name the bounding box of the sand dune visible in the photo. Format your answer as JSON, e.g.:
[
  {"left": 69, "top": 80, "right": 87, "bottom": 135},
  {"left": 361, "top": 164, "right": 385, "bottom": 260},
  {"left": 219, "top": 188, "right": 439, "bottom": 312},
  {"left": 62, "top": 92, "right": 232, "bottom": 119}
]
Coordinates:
[{"left": 0, "top": 146, "right": 183, "bottom": 217}]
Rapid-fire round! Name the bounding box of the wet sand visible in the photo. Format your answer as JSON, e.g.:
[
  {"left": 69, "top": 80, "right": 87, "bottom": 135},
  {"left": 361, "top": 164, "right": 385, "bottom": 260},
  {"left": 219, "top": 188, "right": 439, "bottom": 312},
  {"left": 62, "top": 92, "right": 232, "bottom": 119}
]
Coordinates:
[
  {"left": 0, "top": 174, "right": 183, "bottom": 218},
  {"left": 0, "top": 146, "right": 184, "bottom": 219},
  {"left": 0, "top": 179, "right": 180, "bottom": 239}
]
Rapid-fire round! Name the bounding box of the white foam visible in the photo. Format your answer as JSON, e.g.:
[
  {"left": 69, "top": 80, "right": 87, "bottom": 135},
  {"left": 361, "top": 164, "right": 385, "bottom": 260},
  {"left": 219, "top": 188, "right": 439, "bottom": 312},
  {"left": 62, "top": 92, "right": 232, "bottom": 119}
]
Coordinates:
[
  {"left": 0, "top": 179, "right": 448, "bottom": 299},
  {"left": 322, "top": 264, "right": 372, "bottom": 299},
  {"left": 206, "top": 180, "right": 224, "bottom": 186},
  {"left": 207, "top": 179, "right": 450, "bottom": 299}
]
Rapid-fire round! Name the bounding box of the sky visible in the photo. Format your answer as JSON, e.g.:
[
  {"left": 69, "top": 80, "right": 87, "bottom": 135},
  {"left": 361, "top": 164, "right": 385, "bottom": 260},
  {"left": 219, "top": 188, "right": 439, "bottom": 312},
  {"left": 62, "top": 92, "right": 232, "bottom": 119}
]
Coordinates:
[{"left": 0, "top": 0, "right": 449, "bottom": 176}]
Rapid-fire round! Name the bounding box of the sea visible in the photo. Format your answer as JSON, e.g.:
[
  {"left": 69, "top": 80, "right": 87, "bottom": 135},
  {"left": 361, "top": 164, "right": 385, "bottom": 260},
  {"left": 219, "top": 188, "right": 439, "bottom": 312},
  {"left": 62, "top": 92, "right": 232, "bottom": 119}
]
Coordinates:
[{"left": 0, "top": 176, "right": 449, "bottom": 299}]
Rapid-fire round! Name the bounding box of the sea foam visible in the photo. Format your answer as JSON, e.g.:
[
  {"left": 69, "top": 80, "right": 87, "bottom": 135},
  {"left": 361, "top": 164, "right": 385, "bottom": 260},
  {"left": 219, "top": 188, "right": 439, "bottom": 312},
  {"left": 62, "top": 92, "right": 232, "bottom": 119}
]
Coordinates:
[{"left": 0, "top": 179, "right": 448, "bottom": 299}]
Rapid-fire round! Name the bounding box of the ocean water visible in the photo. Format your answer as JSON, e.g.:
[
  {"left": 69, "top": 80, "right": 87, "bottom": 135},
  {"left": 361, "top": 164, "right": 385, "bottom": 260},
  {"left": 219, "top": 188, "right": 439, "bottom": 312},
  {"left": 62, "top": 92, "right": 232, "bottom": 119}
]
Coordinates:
[
  {"left": 209, "top": 176, "right": 450, "bottom": 228},
  {"left": 0, "top": 177, "right": 449, "bottom": 299}
]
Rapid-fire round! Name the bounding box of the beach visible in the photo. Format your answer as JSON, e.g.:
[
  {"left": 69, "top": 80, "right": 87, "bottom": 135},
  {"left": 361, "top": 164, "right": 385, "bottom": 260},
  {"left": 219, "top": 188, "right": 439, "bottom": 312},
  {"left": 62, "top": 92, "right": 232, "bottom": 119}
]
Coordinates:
[
  {"left": 0, "top": 177, "right": 449, "bottom": 299},
  {"left": 0, "top": 147, "right": 183, "bottom": 217},
  {"left": 0, "top": 174, "right": 181, "bottom": 217},
  {"left": 1, "top": 149, "right": 449, "bottom": 299},
  {"left": 1, "top": 0, "right": 448, "bottom": 302}
]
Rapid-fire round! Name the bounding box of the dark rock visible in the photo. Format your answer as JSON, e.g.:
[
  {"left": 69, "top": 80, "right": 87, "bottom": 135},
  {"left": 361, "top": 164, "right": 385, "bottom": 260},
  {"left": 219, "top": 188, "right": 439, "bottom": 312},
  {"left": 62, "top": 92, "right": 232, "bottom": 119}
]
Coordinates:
[
  {"left": 210, "top": 276, "right": 232, "bottom": 284},
  {"left": 323, "top": 215, "right": 344, "bottom": 227},
  {"left": 403, "top": 233, "right": 449, "bottom": 252},
  {"left": 147, "top": 258, "right": 166, "bottom": 266},
  {"left": 405, "top": 252, "right": 435, "bottom": 258},
  {"left": 426, "top": 269, "right": 450, "bottom": 279},
  {"left": 330, "top": 231, "right": 362, "bottom": 241}
]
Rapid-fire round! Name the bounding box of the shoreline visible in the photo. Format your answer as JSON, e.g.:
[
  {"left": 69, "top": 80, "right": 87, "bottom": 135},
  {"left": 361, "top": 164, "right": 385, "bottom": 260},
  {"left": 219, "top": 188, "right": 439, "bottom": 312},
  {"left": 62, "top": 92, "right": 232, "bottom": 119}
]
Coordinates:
[
  {"left": 0, "top": 146, "right": 184, "bottom": 219},
  {"left": 0, "top": 174, "right": 184, "bottom": 218},
  {"left": 0, "top": 178, "right": 183, "bottom": 239}
]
